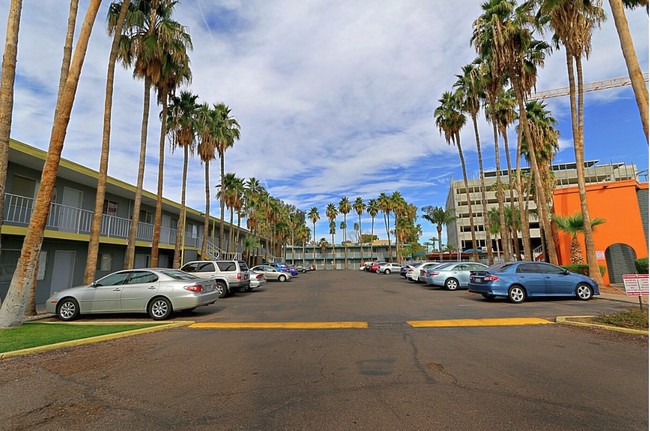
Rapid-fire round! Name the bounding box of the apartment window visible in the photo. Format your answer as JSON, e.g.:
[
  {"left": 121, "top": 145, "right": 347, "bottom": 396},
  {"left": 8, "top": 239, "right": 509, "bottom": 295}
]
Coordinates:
[
  {"left": 139, "top": 209, "right": 153, "bottom": 224},
  {"left": 103, "top": 200, "right": 118, "bottom": 216},
  {"left": 98, "top": 253, "right": 113, "bottom": 271},
  {"left": 11, "top": 175, "right": 36, "bottom": 197}
]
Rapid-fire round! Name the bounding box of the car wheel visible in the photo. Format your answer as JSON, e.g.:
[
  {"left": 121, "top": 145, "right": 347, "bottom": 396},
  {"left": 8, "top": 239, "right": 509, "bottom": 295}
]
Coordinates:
[
  {"left": 576, "top": 283, "right": 594, "bottom": 300},
  {"left": 508, "top": 285, "right": 526, "bottom": 304},
  {"left": 214, "top": 281, "right": 228, "bottom": 298},
  {"left": 481, "top": 293, "right": 496, "bottom": 301},
  {"left": 385, "top": 269, "right": 391, "bottom": 274},
  {"left": 278, "top": 274, "right": 287, "bottom": 282},
  {"left": 56, "top": 298, "right": 80, "bottom": 321},
  {"left": 148, "top": 297, "right": 173, "bottom": 320},
  {"left": 444, "top": 278, "right": 459, "bottom": 291}
]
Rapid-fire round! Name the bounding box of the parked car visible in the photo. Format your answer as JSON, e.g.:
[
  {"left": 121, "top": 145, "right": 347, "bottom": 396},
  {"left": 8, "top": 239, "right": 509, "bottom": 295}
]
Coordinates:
[
  {"left": 249, "top": 273, "right": 267, "bottom": 289},
  {"left": 414, "top": 261, "right": 442, "bottom": 282},
  {"left": 370, "top": 261, "right": 387, "bottom": 273},
  {"left": 468, "top": 261, "right": 600, "bottom": 303},
  {"left": 423, "top": 262, "right": 488, "bottom": 290},
  {"left": 400, "top": 262, "right": 421, "bottom": 278},
  {"left": 363, "top": 261, "right": 381, "bottom": 271},
  {"left": 267, "top": 262, "right": 299, "bottom": 276},
  {"left": 180, "top": 260, "right": 250, "bottom": 298},
  {"left": 294, "top": 264, "right": 314, "bottom": 273},
  {"left": 251, "top": 265, "right": 293, "bottom": 282},
  {"left": 377, "top": 262, "right": 402, "bottom": 275},
  {"left": 46, "top": 269, "right": 219, "bottom": 321}
]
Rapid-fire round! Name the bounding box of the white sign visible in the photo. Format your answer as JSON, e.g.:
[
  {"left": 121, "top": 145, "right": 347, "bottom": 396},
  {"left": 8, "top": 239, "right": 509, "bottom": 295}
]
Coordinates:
[{"left": 622, "top": 274, "right": 649, "bottom": 296}]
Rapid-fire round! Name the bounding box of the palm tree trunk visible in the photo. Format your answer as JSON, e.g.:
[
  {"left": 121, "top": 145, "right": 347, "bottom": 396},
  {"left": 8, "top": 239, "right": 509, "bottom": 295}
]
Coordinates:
[
  {"left": 491, "top": 116, "right": 510, "bottom": 261},
  {"left": 173, "top": 145, "right": 189, "bottom": 268},
  {"left": 201, "top": 160, "right": 210, "bottom": 257},
  {"left": 457, "top": 139, "right": 478, "bottom": 261},
  {"left": 219, "top": 155, "right": 225, "bottom": 250},
  {"left": 438, "top": 226, "right": 443, "bottom": 262},
  {"left": 0, "top": 0, "right": 101, "bottom": 327},
  {"left": 502, "top": 131, "right": 520, "bottom": 260},
  {"left": 0, "top": 0, "right": 23, "bottom": 280},
  {"left": 312, "top": 223, "right": 316, "bottom": 266},
  {"left": 471, "top": 114, "right": 493, "bottom": 264},
  {"left": 151, "top": 92, "right": 168, "bottom": 267},
  {"left": 573, "top": 54, "right": 605, "bottom": 286},
  {"left": 608, "top": 0, "right": 649, "bottom": 142},
  {"left": 125, "top": 77, "right": 152, "bottom": 269},
  {"left": 512, "top": 84, "right": 558, "bottom": 265},
  {"left": 515, "top": 128, "right": 532, "bottom": 260},
  {"left": 370, "top": 218, "right": 375, "bottom": 259},
  {"left": 84, "top": 0, "right": 128, "bottom": 282}
]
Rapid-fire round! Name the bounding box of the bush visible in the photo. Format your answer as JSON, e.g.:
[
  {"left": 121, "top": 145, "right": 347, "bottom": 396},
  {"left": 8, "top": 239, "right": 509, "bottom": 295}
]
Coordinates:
[
  {"left": 635, "top": 257, "right": 648, "bottom": 274},
  {"left": 562, "top": 264, "right": 606, "bottom": 276}
]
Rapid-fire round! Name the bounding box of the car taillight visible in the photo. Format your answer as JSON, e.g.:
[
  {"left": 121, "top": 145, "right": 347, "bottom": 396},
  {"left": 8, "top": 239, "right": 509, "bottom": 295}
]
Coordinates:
[
  {"left": 484, "top": 275, "right": 499, "bottom": 281},
  {"left": 256, "top": 274, "right": 264, "bottom": 280},
  {"left": 184, "top": 285, "right": 204, "bottom": 292},
  {"left": 430, "top": 272, "right": 439, "bottom": 276},
  {"left": 237, "top": 273, "right": 242, "bottom": 280}
]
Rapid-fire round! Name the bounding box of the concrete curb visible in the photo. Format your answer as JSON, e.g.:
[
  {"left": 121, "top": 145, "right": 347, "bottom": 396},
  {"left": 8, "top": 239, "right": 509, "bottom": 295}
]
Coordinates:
[
  {"left": 556, "top": 316, "right": 648, "bottom": 335},
  {"left": 0, "top": 320, "right": 193, "bottom": 360}
]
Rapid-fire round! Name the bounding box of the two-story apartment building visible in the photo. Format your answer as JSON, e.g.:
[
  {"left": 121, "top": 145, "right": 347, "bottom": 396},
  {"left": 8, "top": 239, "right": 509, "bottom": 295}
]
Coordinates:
[{"left": 1, "top": 139, "right": 251, "bottom": 304}]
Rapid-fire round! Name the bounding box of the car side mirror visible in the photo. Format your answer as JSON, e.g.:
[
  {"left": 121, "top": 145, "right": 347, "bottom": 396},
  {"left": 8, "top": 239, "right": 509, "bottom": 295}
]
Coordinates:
[
  {"left": 90, "top": 281, "right": 98, "bottom": 287},
  {"left": 563, "top": 269, "right": 570, "bottom": 275}
]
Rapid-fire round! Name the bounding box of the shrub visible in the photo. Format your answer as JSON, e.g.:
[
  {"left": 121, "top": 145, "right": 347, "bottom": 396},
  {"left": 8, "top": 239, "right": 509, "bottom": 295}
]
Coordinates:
[
  {"left": 562, "top": 264, "right": 606, "bottom": 276},
  {"left": 635, "top": 257, "right": 648, "bottom": 274}
]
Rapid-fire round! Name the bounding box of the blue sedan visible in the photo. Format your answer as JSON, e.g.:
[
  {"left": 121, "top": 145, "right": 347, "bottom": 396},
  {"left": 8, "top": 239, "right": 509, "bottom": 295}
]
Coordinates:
[{"left": 468, "top": 261, "right": 600, "bottom": 303}]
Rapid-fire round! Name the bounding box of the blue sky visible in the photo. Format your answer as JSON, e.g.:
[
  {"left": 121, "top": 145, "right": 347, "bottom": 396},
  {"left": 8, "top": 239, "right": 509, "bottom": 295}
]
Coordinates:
[{"left": 1, "top": 1, "right": 648, "bottom": 247}]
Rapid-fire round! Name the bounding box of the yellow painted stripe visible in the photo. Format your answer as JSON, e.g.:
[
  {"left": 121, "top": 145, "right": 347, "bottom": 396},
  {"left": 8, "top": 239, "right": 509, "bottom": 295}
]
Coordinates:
[
  {"left": 407, "top": 317, "right": 553, "bottom": 328},
  {"left": 190, "top": 321, "right": 368, "bottom": 329}
]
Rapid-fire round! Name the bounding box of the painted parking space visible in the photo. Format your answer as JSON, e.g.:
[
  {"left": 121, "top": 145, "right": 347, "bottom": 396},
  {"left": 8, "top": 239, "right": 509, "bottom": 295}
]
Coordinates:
[
  {"left": 406, "top": 317, "right": 553, "bottom": 328},
  {"left": 189, "top": 321, "right": 369, "bottom": 329}
]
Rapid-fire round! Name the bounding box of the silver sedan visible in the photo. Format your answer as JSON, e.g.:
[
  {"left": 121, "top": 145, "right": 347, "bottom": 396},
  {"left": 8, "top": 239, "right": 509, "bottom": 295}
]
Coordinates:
[
  {"left": 423, "top": 262, "right": 488, "bottom": 290},
  {"left": 250, "top": 265, "right": 292, "bottom": 282},
  {"left": 45, "top": 269, "right": 219, "bottom": 321}
]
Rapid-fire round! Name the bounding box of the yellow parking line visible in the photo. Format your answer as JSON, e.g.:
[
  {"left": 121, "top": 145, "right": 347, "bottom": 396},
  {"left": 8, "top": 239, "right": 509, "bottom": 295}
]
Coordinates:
[
  {"left": 189, "top": 321, "right": 369, "bottom": 329},
  {"left": 407, "top": 317, "right": 553, "bottom": 328}
]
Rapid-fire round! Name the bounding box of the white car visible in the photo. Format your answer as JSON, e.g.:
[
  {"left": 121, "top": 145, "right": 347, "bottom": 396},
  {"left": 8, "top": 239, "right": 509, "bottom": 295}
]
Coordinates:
[
  {"left": 377, "top": 262, "right": 402, "bottom": 274},
  {"left": 405, "top": 261, "right": 440, "bottom": 282},
  {"left": 249, "top": 272, "right": 267, "bottom": 289}
]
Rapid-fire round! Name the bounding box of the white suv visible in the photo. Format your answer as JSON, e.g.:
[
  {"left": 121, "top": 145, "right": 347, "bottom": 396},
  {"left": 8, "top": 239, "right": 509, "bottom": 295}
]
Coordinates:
[
  {"left": 377, "top": 262, "right": 402, "bottom": 274},
  {"left": 180, "top": 260, "right": 250, "bottom": 298}
]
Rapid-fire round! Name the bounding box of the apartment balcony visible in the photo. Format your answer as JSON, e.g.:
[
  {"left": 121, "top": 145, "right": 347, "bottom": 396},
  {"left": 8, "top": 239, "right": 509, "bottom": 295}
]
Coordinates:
[{"left": 4, "top": 193, "right": 182, "bottom": 246}]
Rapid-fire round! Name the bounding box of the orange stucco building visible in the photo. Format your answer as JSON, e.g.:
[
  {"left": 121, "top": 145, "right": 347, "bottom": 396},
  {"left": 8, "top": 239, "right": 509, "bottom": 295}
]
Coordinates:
[{"left": 553, "top": 179, "right": 649, "bottom": 285}]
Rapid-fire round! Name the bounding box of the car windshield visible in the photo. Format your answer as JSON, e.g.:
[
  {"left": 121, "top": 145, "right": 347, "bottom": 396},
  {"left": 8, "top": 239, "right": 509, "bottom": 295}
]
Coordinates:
[{"left": 160, "top": 269, "right": 199, "bottom": 280}]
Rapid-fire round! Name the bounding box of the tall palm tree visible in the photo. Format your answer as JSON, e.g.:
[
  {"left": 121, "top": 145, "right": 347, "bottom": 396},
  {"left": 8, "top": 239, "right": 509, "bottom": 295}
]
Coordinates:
[
  {"left": 367, "top": 198, "right": 379, "bottom": 259},
  {"left": 338, "top": 197, "right": 352, "bottom": 269},
  {"left": 196, "top": 103, "right": 216, "bottom": 257},
  {"left": 608, "top": 0, "right": 648, "bottom": 141},
  {"left": 434, "top": 91, "right": 478, "bottom": 261},
  {"left": 491, "top": 88, "right": 520, "bottom": 259},
  {"left": 167, "top": 90, "right": 199, "bottom": 267},
  {"left": 454, "top": 60, "right": 494, "bottom": 264},
  {"left": 353, "top": 197, "right": 366, "bottom": 259},
  {"left": 472, "top": 0, "right": 558, "bottom": 265},
  {"left": 0, "top": 0, "right": 102, "bottom": 327},
  {"left": 422, "top": 206, "right": 455, "bottom": 262},
  {"left": 487, "top": 207, "right": 503, "bottom": 260},
  {"left": 213, "top": 103, "right": 240, "bottom": 251},
  {"left": 520, "top": 100, "right": 560, "bottom": 261},
  {"left": 83, "top": 1, "right": 131, "bottom": 284},
  {"left": 150, "top": 38, "right": 192, "bottom": 267},
  {"left": 553, "top": 213, "right": 606, "bottom": 264},
  {"left": 117, "top": 0, "right": 188, "bottom": 269},
  {"left": 297, "top": 224, "right": 311, "bottom": 268},
  {"left": 534, "top": 0, "right": 607, "bottom": 281},
  {"left": 325, "top": 203, "right": 338, "bottom": 269},
  {"left": 308, "top": 207, "right": 320, "bottom": 266},
  {"left": 377, "top": 193, "right": 394, "bottom": 262},
  {"left": 391, "top": 191, "right": 407, "bottom": 263}
]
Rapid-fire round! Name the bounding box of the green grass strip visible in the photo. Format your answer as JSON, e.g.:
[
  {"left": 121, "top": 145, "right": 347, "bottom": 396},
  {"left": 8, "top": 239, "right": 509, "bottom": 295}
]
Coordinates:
[{"left": 0, "top": 322, "right": 158, "bottom": 353}]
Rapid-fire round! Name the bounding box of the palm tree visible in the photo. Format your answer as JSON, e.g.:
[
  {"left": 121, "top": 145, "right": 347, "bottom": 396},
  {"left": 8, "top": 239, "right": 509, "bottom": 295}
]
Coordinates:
[
  {"left": 454, "top": 60, "right": 494, "bottom": 264},
  {"left": 472, "top": 0, "right": 558, "bottom": 265},
  {"left": 608, "top": 0, "right": 648, "bottom": 141},
  {"left": 318, "top": 238, "right": 328, "bottom": 268},
  {"left": 434, "top": 91, "right": 478, "bottom": 261},
  {"left": 296, "top": 224, "right": 311, "bottom": 267},
  {"left": 308, "top": 207, "right": 320, "bottom": 266},
  {"left": 422, "top": 206, "right": 455, "bottom": 262},
  {"left": 83, "top": 1, "right": 131, "bottom": 283},
  {"left": 377, "top": 193, "right": 394, "bottom": 262},
  {"left": 0, "top": 0, "right": 102, "bottom": 327},
  {"left": 325, "top": 203, "right": 338, "bottom": 269},
  {"left": 391, "top": 191, "right": 407, "bottom": 263},
  {"left": 367, "top": 198, "right": 379, "bottom": 259},
  {"left": 213, "top": 103, "right": 240, "bottom": 252},
  {"left": 553, "top": 213, "right": 606, "bottom": 264},
  {"left": 487, "top": 207, "right": 503, "bottom": 260},
  {"left": 116, "top": 0, "right": 189, "bottom": 269},
  {"left": 338, "top": 197, "right": 352, "bottom": 269},
  {"left": 353, "top": 197, "right": 366, "bottom": 259},
  {"left": 534, "top": 0, "right": 607, "bottom": 281},
  {"left": 167, "top": 90, "right": 199, "bottom": 267},
  {"left": 150, "top": 38, "right": 192, "bottom": 267}
]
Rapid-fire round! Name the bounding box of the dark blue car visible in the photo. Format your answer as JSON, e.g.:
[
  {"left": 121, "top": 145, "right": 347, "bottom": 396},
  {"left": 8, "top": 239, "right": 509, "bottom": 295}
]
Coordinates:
[{"left": 468, "top": 261, "right": 599, "bottom": 303}]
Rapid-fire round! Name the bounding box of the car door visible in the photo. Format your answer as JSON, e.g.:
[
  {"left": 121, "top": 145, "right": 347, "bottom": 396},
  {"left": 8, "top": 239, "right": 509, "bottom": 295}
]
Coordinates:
[
  {"left": 537, "top": 263, "right": 574, "bottom": 295},
  {"left": 454, "top": 264, "right": 470, "bottom": 287},
  {"left": 120, "top": 270, "right": 160, "bottom": 312},
  {"left": 515, "top": 263, "right": 546, "bottom": 296},
  {"left": 87, "top": 271, "right": 131, "bottom": 313}
]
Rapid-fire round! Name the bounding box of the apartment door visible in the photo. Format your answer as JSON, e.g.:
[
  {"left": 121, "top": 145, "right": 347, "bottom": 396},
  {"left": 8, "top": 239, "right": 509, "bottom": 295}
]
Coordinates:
[
  {"left": 60, "top": 187, "right": 83, "bottom": 232},
  {"left": 51, "top": 250, "right": 75, "bottom": 295}
]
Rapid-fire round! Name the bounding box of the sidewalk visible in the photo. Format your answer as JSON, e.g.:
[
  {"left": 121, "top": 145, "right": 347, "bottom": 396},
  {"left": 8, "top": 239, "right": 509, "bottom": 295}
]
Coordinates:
[{"left": 599, "top": 283, "right": 647, "bottom": 305}]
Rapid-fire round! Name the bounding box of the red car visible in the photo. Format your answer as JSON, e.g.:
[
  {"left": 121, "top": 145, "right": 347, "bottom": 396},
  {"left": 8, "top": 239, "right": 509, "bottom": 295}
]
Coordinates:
[{"left": 370, "top": 261, "right": 386, "bottom": 273}]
